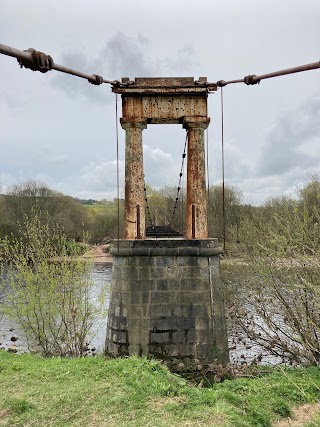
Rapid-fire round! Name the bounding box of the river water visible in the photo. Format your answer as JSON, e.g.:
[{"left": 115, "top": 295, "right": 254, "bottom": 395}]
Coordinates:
[{"left": 0, "top": 263, "right": 277, "bottom": 364}]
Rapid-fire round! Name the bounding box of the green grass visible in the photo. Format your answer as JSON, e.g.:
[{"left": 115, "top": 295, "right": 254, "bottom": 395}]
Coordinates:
[
  {"left": 305, "top": 414, "right": 320, "bottom": 427},
  {"left": 83, "top": 202, "right": 116, "bottom": 210},
  {"left": 0, "top": 351, "right": 320, "bottom": 426}
]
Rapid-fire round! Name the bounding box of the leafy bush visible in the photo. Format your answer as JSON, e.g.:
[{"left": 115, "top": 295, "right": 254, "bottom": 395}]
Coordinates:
[{"left": 0, "top": 214, "right": 107, "bottom": 357}]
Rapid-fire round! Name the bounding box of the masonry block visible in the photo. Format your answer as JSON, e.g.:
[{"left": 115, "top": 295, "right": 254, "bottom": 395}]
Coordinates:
[
  {"left": 150, "top": 318, "right": 177, "bottom": 331},
  {"left": 150, "top": 332, "right": 170, "bottom": 344},
  {"left": 112, "top": 331, "right": 127, "bottom": 344},
  {"left": 150, "top": 291, "right": 176, "bottom": 304},
  {"left": 157, "top": 279, "right": 180, "bottom": 291},
  {"left": 110, "top": 316, "right": 127, "bottom": 331},
  {"left": 105, "top": 239, "right": 229, "bottom": 364},
  {"left": 149, "top": 304, "right": 173, "bottom": 318},
  {"left": 173, "top": 304, "right": 193, "bottom": 317},
  {"left": 172, "top": 331, "right": 186, "bottom": 344},
  {"left": 155, "top": 257, "right": 174, "bottom": 267}
]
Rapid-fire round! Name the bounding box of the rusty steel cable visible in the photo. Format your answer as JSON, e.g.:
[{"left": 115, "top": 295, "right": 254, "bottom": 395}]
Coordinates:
[
  {"left": 144, "top": 185, "right": 154, "bottom": 227},
  {"left": 0, "top": 42, "right": 130, "bottom": 87},
  {"left": 2, "top": 43, "right": 318, "bottom": 88},
  {"left": 2, "top": 43, "right": 319, "bottom": 88},
  {"left": 214, "top": 60, "right": 320, "bottom": 88}
]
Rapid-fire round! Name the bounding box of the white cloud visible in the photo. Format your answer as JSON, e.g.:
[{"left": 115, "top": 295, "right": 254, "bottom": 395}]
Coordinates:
[
  {"left": 143, "top": 145, "right": 179, "bottom": 188},
  {"left": 80, "top": 160, "right": 125, "bottom": 194}
]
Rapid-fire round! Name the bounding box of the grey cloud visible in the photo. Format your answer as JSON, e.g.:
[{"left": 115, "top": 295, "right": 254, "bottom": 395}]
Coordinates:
[
  {"left": 163, "top": 45, "right": 198, "bottom": 75},
  {"left": 97, "top": 32, "right": 154, "bottom": 78},
  {"left": 208, "top": 138, "right": 254, "bottom": 187},
  {"left": 258, "top": 95, "right": 320, "bottom": 176},
  {"left": 239, "top": 165, "right": 314, "bottom": 206},
  {"left": 50, "top": 33, "right": 198, "bottom": 103},
  {"left": 50, "top": 33, "right": 155, "bottom": 103},
  {"left": 50, "top": 51, "right": 109, "bottom": 104}
]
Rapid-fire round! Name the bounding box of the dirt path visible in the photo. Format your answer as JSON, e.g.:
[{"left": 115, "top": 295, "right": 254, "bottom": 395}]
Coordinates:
[{"left": 273, "top": 402, "right": 320, "bottom": 427}]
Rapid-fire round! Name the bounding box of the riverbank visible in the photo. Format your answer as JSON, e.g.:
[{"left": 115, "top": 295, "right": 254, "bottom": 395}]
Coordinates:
[
  {"left": 0, "top": 352, "right": 320, "bottom": 427},
  {"left": 80, "top": 244, "right": 113, "bottom": 265}
]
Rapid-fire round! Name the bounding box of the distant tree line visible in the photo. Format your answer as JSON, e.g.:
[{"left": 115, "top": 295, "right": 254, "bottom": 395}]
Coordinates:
[
  {"left": 0, "top": 181, "right": 120, "bottom": 244},
  {"left": 0, "top": 175, "right": 319, "bottom": 247},
  {"left": 75, "top": 198, "right": 98, "bottom": 205}
]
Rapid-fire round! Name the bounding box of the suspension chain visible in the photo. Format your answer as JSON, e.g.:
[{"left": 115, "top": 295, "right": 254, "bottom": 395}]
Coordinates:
[
  {"left": 168, "top": 132, "right": 188, "bottom": 226},
  {"left": 143, "top": 133, "right": 188, "bottom": 229},
  {"left": 144, "top": 184, "right": 154, "bottom": 227}
]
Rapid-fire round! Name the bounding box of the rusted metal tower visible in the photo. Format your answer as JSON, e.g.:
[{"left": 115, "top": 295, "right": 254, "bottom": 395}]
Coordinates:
[{"left": 112, "top": 77, "right": 216, "bottom": 239}]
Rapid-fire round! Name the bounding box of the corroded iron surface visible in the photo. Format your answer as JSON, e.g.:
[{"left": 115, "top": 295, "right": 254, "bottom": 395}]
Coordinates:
[
  {"left": 184, "top": 119, "right": 209, "bottom": 239},
  {"left": 122, "top": 121, "right": 146, "bottom": 239},
  {"left": 117, "top": 77, "right": 211, "bottom": 240}
]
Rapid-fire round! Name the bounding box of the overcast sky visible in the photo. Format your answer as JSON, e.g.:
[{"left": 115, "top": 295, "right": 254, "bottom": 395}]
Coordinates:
[{"left": 0, "top": 0, "right": 319, "bottom": 204}]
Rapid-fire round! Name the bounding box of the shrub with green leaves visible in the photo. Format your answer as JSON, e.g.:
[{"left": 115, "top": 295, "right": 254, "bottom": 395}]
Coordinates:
[{"left": 0, "top": 214, "right": 107, "bottom": 357}]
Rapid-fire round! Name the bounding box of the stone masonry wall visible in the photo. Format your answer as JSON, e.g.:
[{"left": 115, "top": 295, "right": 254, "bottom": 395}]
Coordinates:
[{"left": 105, "top": 239, "right": 229, "bottom": 364}]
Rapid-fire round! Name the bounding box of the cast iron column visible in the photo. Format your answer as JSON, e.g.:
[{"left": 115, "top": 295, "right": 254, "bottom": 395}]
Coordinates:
[
  {"left": 183, "top": 118, "right": 210, "bottom": 239},
  {"left": 121, "top": 120, "right": 147, "bottom": 239}
]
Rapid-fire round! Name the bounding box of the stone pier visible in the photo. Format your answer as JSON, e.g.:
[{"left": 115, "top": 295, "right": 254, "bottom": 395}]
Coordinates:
[
  {"left": 106, "top": 77, "right": 229, "bottom": 364},
  {"left": 105, "top": 239, "right": 229, "bottom": 364}
]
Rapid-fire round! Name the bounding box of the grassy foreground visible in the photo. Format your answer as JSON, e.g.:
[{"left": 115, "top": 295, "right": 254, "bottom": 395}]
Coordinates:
[{"left": 0, "top": 352, "right": 320, "bottom": 427}]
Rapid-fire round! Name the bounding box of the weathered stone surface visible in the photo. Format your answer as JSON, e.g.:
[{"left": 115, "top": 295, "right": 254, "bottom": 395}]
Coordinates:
[
  {"left": 150, "top": 291, "right": 176, "bottom": 305},
  {"left": 109, "top": 316, "right": 127, "bottom": 331},
  {"left": 149, "top": 304, "right": 173, "bottom": 318},
  {"left": 172, "top": 331, "right": 186, "bottom": 344},
  {"left": 150, "top": 332, "right": 170, "bottom": 344},
  {"left": 105, "top": 239, "right": 229, "bottom": 364},
  {"left": 173, "top": 305, "right": 193, "bottom": 317},
  {"left": 130, "top": 305, "right": 148, "bottom": 318},
  {"left": 112, "top": 331, "right": 127, "bottom": 344},
  {"left": 157, "top": 279, "right": 180, "bottom": 291},
  {"left": 181, "top": 278, "right": 202, "bottom": 291}
]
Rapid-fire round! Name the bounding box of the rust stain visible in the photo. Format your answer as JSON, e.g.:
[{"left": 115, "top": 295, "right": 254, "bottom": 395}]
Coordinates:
[{"left": 116, "top": 78, "right": 212, "bottom": 239}]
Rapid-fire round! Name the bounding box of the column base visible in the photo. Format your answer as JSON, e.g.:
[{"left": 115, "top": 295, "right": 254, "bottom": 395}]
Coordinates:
[{"left": 105, "top": 239, "right": 229, "bottom": 364}]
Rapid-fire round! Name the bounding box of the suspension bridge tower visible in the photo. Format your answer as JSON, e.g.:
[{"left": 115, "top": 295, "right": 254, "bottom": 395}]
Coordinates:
[{"left": 105, "top": 77, "right": 229, "bottom": 364}]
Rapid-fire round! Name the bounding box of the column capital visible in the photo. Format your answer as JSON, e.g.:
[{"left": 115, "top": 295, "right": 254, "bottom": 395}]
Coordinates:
[
  {"left": 183, "top": 117, "right": 210, "bottom": 130},
  {"left": 121, "top": 118, "right": 147, "bottom": 130}
]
